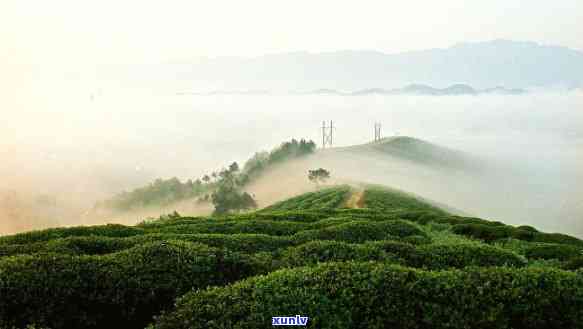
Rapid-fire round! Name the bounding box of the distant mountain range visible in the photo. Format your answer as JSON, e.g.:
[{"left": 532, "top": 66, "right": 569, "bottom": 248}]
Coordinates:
[
  {"left": 303, "top": 84, "right": 527, "bottom": 96},
  {"left": 177, "top": 84, "right": 526, "bottom": 96},
  {"left": 167, "top": 40, "right": 583, "bottom": 90}
]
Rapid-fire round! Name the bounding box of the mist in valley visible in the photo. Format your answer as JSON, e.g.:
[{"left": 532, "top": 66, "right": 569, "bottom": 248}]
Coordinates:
[{"left": 1, "top": 81, "right": 582, "bottom": 236}]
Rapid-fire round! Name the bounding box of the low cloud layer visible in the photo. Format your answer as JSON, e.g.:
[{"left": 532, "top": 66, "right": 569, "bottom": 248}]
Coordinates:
[{"left": 1, "top": 87, "right": 582, "bottom": 236}]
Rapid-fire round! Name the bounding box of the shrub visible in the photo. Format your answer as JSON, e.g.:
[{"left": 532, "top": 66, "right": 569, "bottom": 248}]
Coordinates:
[
  {"left": 415, "top": 243, "right": 526, "bottom": 269},
  {"left": 393, "top": 210, "right": 442, "bottom": 224},
  {"left": 308, "top": 217, "right": 355, "bottom": 229},
  {"left": 231, "top": 210, "right": 331, "bottom": 223},
  {"left": 293, "top": 220, "right": 426, "bottom": 244},
  {"left": 362, "top": 240, "right": 420, "bottom": 263},
  {"left": 43, "top": 236, "right": 137, "bottom": 255},
  {"left": 263, "top": 186, "right": 351, "bottom": 212},
  {"left": 332, "top": 208, "right": 392, "bottom": 220},
  {"left": 392, "top": 212, "right": 506, "bottom": 227},
  {"left": 563, "top": 256, "right": 583, "bottom": 270},
  {"left": 400, "top": 235, "right": 432, "bottom": 245},
  {"left": 0, "top": 233, "right": 297, "bottom": 258},
  {"left": 0, "top": 224, "right": 144, "bottom": 245},
  {"left": 517, "top": 225, "right": 539, "bottom": 232},
  {"left": 533, "top": 232, "right": 583, "bottom": 246},
  {"left": 524, "top": 244, "right": 583, "bottom": 261},
  {"left": 0, "top": 241, "right": 48, "bottom": 257},
  {"left": 452, "top": 224, "right": 509, "bottom": 242},
  {"left": 156, "top": 220, "right": 309, "bottom": 236},
  {"left": 452, "top": 224, "right": 535, "bottom": 242},
  {"left": 363, "top": 187, "right": 446, "bottom": 213},
  {"left": 128, "top": 233, "right": 295, "bottom": 254},
  {"left": 453, "top": 224, "right": 583, "bottom": 247},
  {"left": 152, "top": 262, "right": 583, "bottom": 329},
  {"left": 170, "top": 233, "right": 294, "bottom": 253},
  {"left": 0, "top": 241, "right": 271, "bottom": 329},
  {"left": 280, "top": 241, "right": 388, "bottom": 266}
]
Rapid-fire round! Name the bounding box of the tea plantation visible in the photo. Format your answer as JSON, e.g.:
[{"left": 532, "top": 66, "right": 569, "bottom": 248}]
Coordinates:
[{"left": 1, "top": 186, "right": 582, "bottom": 328}]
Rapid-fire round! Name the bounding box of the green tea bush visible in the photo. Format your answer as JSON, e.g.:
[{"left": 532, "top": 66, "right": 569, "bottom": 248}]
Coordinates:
[
  {"left": 398, "top": 234, "right": 432, "bottom": 245},
  {"left": 233, "top": 210, "right": 332, "bottom": 223},
  {"left": 563, "top": 256, "right": 583, "bottom": 270},
  {"left": 307, "top": 217, "right": 355, "bottom": 229},
  {"left": 363, "top": 188, "right": 446, "bottom": 213},
  {"left": 452, "top": 224, "right": 509, "bottom": 241},
  {"left": 532, "top": 232, "right": 583, "bottom": 246},
  {"left": 0, "top": 241, "right": 48, "bottom": 257},
  {"left": 128, "top": 233, "right": 295, "bottom": 254},
  {"left": 516, "top": 225, "right": 539, "bottom": 232},
  {"left": 453, "top": 224, "right": 583, "bottom": 247},
  {"left": 359, "top": 241, "right": 524, "bottom": 269},
  {"left": 43, "top": 236, "right": 137, "bottom": 255},
  {"left": 332, "top": 208, "right": 391, "bottom": 220},
  {"left": 392, "top": 210, "right": 442, "bottom": 224},
  {"left": 263, "top": 186, "right": 351, "bottom": 212},
  {"left": 0, "top": 224, "right": 144, "bottom": 245},
  {"left": 395, "top": 211, "right": 508, "bottom": 228},
  {"left": 0, "top": 240, "right": 271, "bottom": 329},
  {"left": 280, "top": 241, "right": 388, "bottom": 266},
  {"left": 152, "top": 262, "right": 583, "bottom": 329},
  {"left": 293, "top": 220, "right": 425, "bottom": 244},
  {"left": 362, "top": 240, "right": 421, "bottom": 263},
  {"left": 155, "top": 220, "right": 309, "bottom": 236},
  {"left": 0, "top": 233, "right": 296, "bottom": 258},
  {"left": 416, "top": 243, "right": 526, "bottom": 269},
  {"left": 167, "top": 233, "right": 295, "bottom": 253},
  {"left": 452, "top": 223, "right": 535, "bottom": 242},
  {"left": 524, "top": 244, "right": 583, "bottom": 261}
]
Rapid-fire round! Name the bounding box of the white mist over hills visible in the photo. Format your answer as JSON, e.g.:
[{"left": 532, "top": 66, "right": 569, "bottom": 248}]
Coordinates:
[{"left": 2, "top": 89, "right": 582, "bottom": 236}]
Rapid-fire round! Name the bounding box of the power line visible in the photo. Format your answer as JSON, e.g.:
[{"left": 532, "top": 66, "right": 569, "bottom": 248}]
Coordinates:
[
  {"left": 374, "top": 122, "right": 382, "bottom": 142},
  {"left": 321, "top": 120, "right": 335, "bottom": 148}
]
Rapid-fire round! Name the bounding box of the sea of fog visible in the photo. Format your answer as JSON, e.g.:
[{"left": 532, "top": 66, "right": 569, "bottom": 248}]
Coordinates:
[{"left": 1, "top": 85, "right": 582, "bottom": 235}]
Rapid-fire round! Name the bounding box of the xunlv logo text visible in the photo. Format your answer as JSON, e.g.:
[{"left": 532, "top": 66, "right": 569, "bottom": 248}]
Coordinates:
[{"left": 272, "top": 315, "right": 309, "bottom": 326}]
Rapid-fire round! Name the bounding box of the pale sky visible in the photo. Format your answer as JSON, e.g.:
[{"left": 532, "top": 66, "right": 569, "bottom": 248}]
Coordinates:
[
  {"left": 2, "top": 0, "right": 582, "bottom": 63},
  {"left": 1, "top": 0, "right": 582, "bottom": 99}
]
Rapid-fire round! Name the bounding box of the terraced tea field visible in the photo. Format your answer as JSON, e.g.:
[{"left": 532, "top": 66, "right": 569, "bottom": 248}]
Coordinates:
[{"left": 1, "top": 186, "right": 582, "bottom": 328}]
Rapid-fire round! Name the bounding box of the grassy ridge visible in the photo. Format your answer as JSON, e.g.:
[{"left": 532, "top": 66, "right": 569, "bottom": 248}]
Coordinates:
[{"left": 0, "top": 185, "right": 582, "bottom": 329}]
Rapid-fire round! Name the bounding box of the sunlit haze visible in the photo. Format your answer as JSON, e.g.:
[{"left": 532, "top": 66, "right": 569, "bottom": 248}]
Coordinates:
[{"left": 1, "top": 0, "right": 582, "bottom": 237}]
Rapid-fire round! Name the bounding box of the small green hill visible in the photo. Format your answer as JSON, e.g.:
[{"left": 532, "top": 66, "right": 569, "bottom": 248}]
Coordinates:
[
  {"left": 1, "top": 186, "right": 582, "bottom": 329},
  {"left": 338, "top": 136, "right": 480, "bottom": 170}
]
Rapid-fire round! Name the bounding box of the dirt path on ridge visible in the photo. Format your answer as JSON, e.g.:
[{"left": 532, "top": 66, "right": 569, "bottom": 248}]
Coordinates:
[{"left": 344, "top": 189, "right": 365, "bottom": 208}]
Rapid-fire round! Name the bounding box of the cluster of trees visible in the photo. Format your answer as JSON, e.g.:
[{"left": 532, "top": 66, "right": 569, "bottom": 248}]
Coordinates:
[
  {"left": 308, "top": 168, "right": 330, "bottom": 187},
  {"left": 99, "top": 178, "right": 211, "bottom": 211},
  {"left": 99, "top": 139, "right": 317, "bottom": 213},
  {"left": 210, "top": 162, "right": 257, "bottom": 215},
  {"left": 239, "top": 139, "right": 316, "bottom": 185},
  {"left": 211, "top": 140, "right": 317, "bottom": 214}
]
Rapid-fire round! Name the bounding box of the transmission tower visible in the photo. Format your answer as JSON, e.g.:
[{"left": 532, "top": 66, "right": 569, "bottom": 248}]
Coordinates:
[
  {"left": 321, "top": 120, "right": 334, "bottom": 148},
  {"left": 374, "top": 122, "right": 382, "bottom": 142}
]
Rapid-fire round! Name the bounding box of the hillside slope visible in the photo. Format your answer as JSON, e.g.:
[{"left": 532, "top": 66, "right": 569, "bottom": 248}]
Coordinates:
[
  {"left": 245, "top": 136, "right": 580, "bottom": 236},
  {"left": 82, "top": 136, "right": 581, "bottom": 238},
  {"left": 245, "top": 136, "right": 481, "bottom": 209},
  {"left": 1, "top": 186, "right": 582, "bottom": 328}
]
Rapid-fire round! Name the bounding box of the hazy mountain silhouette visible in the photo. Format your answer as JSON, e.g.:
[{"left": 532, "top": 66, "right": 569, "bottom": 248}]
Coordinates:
[
  {"left": 182, "top": 84, "right": 526, "bottom": 96},
  {"left": 174, "top": 40, "right": 583, "bottom": 90}
]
